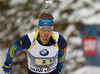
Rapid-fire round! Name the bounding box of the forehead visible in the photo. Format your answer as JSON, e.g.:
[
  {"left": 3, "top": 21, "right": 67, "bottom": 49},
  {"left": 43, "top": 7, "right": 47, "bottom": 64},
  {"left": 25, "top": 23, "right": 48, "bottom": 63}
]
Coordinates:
[{"left": 40, "top": 26, "right": 53, "bottom": 28}]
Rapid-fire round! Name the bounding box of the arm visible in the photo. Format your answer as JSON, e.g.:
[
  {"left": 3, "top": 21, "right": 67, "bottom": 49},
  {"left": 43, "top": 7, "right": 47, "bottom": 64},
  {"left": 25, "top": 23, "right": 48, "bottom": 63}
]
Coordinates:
[
  {"left": 57, "top": 35, "right": 68, "bottom": 73},
  {"left": 5, "top": 35, "right": 31, "bottom": 64},
  {"left": 2, "top": 35, "right": 31, "bottom": 73}
]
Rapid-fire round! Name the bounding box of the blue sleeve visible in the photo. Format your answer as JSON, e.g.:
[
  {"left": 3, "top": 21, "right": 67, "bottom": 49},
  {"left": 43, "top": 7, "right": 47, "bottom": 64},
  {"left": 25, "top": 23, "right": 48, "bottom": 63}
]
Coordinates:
[
  {"left": 57, "top": 35, "right": 68, "bottom": 71},
  {"left": 5, "top": 35, "right": 31, "bottom": 64},
  {"left": 58, "top": 35, "right": 67, "bottom": 50}
]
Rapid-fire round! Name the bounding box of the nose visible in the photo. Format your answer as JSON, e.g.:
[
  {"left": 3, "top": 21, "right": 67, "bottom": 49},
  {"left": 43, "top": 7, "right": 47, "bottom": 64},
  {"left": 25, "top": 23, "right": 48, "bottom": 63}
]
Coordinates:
[{"left": 44, "top": 31, "right": 50, "bottom": 35}]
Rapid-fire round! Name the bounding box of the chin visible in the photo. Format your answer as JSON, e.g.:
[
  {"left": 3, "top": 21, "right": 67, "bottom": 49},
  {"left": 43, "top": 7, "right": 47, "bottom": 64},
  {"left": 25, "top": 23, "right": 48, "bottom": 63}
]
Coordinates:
[{"left": 44, "top": 38, "right": 49, "bottom": 40}]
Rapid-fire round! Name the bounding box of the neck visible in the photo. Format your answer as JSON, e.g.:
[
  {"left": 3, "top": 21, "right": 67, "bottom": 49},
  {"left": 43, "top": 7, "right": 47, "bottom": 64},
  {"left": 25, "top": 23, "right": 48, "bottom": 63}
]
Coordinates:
[{"left": 40, "top": 37, "right": 50, "bottom": 45}]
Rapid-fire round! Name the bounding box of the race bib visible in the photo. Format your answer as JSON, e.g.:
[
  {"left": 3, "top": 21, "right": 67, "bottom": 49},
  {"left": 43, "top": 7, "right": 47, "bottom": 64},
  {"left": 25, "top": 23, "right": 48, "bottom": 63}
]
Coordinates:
[{"left": 35, "top": 58, "right": 53, "bottom": 65}]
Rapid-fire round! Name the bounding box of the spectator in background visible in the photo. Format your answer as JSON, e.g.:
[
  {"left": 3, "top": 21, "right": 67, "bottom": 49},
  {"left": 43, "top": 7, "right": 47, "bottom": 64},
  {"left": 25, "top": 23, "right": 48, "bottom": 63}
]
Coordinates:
[{"left": 2, "top": 12, "right": 68, "bottom": 74}]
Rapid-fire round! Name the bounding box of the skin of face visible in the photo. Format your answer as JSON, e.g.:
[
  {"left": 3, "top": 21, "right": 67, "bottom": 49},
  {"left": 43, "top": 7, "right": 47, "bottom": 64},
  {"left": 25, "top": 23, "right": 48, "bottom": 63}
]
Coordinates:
[{"left": 38, "top": 26, "right": 54, "bottom": 41}]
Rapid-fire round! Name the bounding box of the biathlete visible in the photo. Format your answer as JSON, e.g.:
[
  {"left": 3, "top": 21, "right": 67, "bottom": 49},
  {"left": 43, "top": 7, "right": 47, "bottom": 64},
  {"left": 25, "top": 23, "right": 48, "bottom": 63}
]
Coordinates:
[{"left": 2, "top": 12, "right": 68, "bottom": 74}]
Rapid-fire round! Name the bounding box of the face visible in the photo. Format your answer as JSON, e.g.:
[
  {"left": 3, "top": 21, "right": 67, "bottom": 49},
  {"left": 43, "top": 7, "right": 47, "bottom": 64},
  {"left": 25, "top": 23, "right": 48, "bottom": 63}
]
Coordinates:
[{"left": 38, "top": 26, "right": 54, "bottom": 40}]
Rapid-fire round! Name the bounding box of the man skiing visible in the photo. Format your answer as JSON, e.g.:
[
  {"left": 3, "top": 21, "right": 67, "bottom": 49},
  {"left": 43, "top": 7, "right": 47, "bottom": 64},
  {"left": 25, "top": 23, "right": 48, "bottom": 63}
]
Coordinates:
[{"left": 2, "top": 12, "right": 68, "bottom": 74}]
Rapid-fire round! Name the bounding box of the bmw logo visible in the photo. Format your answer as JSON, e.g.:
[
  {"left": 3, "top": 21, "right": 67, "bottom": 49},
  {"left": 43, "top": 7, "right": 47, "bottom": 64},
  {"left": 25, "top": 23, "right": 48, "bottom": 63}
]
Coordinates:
[{"left": 40, "top": 49, "right": 49, "bottom": 56}]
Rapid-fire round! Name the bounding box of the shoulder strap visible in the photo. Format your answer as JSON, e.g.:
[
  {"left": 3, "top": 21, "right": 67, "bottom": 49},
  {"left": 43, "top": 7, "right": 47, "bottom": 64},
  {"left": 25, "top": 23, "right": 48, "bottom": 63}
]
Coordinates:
[
  {"left": 52, "top": 32, "right": 59, "bottom": 50},
  {"left": 29, "top": 30, "right": 39, "bottom": 50}
]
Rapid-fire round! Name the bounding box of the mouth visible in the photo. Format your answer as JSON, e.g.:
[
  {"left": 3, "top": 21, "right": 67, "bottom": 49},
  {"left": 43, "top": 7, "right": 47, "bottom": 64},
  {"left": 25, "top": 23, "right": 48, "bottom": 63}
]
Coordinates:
[{"left": 44, "top": 35, "right": 49, "bottom": 38}]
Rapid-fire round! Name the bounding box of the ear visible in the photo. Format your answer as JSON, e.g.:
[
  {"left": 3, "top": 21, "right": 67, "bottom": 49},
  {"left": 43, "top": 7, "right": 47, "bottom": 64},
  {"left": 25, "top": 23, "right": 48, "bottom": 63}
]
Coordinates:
[
  {"left": 38, "top": 26, "right": 39, "bottom": 30},
  {"left": 52, "top": 26, "right": 54, "bottom": 30}
]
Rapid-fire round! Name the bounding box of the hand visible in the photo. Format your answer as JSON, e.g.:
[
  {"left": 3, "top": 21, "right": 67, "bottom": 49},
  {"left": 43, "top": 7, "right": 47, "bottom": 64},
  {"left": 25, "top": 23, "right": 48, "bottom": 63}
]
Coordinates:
[
  {"left": 58, "top": 70, "right": 63, "bottom": 74},
  {"left": 2, "top": 63, "right": 12, "bottom": 73}
]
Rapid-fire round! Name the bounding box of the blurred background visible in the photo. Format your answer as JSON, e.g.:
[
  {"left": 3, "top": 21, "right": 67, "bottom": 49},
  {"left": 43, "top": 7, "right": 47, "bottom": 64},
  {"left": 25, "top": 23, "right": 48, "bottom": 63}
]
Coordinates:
[{"left": 0, "top": 0, "right": 100, "bottom": 74}]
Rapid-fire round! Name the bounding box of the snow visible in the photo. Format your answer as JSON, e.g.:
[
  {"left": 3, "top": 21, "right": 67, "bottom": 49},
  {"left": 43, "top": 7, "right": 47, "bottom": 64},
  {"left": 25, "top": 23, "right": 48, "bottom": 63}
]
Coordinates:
[
  {"left": 15, "top": 18, "right": 23, "bottom": 25},
  {"left": 10, "top": 0, "right": 28, "bottom": 6},
  {"left": 61, "top": 13, "right": 68, "bottom": 19},
  {"left": 69, "top": 36, "right": 82, "bottom": 45},
  {"left": 5, "top": 8, "right": 17, "bottom": 16},
  {"left": 82, "top": 13, "right": 100, "bottom": 24},
  {"left": 59, "top": 0, "right": 73, "bottom": 10},
  {"left": 63, "top": 25, "right": 76, "bottom": 40},
  {"left": 65, "top": 59, "right": 77, "bottom": 70},
  {"left": 71, "top": 66, "right": 87, "bottom": 74},
  {"left": 71, "top": 1, "right": 84, "bottom": 9},
  {"left": 52, "top": 10, "right": 60, "bottom": 21}
]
